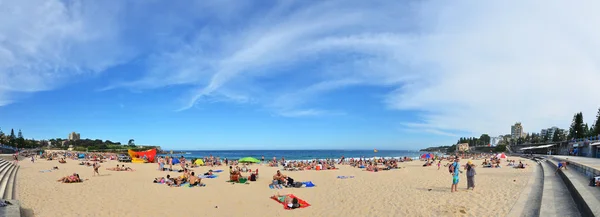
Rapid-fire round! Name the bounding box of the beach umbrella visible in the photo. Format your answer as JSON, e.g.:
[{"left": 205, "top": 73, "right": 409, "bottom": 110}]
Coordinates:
[
  {"left": 426, "top": 153, "right": 432, "bottom": 159},
  {"left": 171, "top": 158, "right": 180, "bottom": 164},
  {"left": 239, "top": 157, "right": 260, "bottom": 163},
  {"left": 420, "top": 154, "right": 427, "bottom": 159},
  {"left": 496, "top": 153, "right": 507, "bottom": 159},
  {"left": 194, "top": 159, "right": 204, "bottom": 166}
]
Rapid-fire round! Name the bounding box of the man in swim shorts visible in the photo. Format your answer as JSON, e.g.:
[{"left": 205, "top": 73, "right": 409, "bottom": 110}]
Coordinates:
[{"left": 451, "top": 157, "right": 460, "bottom": 192}]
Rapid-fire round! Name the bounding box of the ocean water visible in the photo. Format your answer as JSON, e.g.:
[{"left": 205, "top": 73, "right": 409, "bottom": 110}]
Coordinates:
[{"left": 160, "top": 150, "right": 427, "bottom": 161}]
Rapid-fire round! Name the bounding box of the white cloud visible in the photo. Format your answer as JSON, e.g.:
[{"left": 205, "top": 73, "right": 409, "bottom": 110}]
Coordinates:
[
  {"left": 0, "top": 0, "right": 133, "bottom": 102},
  {"left": 114, "top": 1, "right": 600, "bottom": 137},
  {"left": 3, "top": 0, "right": 600, "bottom": 141},
  {"left": 387, "top": 1, "right": 600, "bottom": 136}
]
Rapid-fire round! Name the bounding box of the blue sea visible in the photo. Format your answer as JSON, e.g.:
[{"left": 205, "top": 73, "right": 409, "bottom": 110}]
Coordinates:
[{"left": 161, "top": 150, "right": 428, "bottom": 161}]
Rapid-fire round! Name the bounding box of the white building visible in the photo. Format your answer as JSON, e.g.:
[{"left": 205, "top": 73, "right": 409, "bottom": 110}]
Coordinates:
[
  {"left": 68, "top": 132, "right": 80, "bottom": 141},
  {"left": 511, "top": 122, "right": 525, "bottom": 139},
  {"left": 541, "top": 127, "right": 562, "bottom": 141}
]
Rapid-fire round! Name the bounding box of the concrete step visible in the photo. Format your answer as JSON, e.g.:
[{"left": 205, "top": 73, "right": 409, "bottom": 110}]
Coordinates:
[
  {"left": 5, "top": 165, "right": 19, "bottom": 200},
  {"left": 506, "top": 161, "right": 543, "bottom": 217},
  {"left": 548, "top": 158, "right": 600, "bottom": 216},
  {"left": 0, "top": 163, "right": 15, "bottom": 200},
  {"left": 0, "top": 199, "right": 21, "bottom": 217},
  {"left": 540, "top": 160, "right": 581, "bottom": 217},
  {"left": 0, "top": 161, "right": 14, "bottom": 197}
]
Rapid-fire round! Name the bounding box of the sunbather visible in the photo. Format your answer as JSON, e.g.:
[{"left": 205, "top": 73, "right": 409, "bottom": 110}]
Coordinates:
[
  {"left": 270, "top": 192, "right": 301, "bottom": 209},
  {"left": 57, "top": 173, "right": 82, "bottom": 183},
  {"left": 273, "top": 170, "right": 286, "bottom": 184},
  {"left": 188, "top": 172, "right": 203, "bottom": 186}
]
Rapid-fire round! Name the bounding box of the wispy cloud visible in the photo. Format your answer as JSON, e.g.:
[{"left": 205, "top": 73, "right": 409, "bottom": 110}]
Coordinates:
[
  {"left": 0, "top": 0, "right": 135, "bottom": 103},
  {"left": 2, "top": 1, "right": 600, "bottom": 140},
  {"left": 400, "top": 123, "right": 460, "bottom": 137}
]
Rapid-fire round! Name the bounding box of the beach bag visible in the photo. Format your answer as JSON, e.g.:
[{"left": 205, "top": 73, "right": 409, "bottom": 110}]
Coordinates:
[
  {"left": 287, "top": 177, "right": 295, "bottom": 185},
  {"left": 294, "top": 182, "right": 303, "bottom": 188},
  {"left": 249, "top": 174, "right": 256, "bottom": 181}
]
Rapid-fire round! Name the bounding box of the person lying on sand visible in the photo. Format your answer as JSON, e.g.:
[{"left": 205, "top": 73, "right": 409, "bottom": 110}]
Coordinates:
[
  {"left": 57, "top": 173, "right": 84, "bottom": 183},
  {"left": 154, "top": 177, "right": 166, "bottom": 183},
  {"left": 270, "top": 192, "right": 301, "bottom": 209},
  {"left": 203, "top": 170, "right": 213, "bottom": 176},
  {"left": 58, "top": 159, "right": 67, "bottom": 164},
  {"left": 168, "top": 175, "right": 186, "bottom": 187},
  {"left": 120, "top": 165, "right": 135, "bottom": 171},
  {"left": 107, "top": 165, "right": 123, "bottom": 171}
]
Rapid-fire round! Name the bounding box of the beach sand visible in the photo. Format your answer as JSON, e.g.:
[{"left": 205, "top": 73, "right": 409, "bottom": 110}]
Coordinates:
[{"left": 17, "top": 158, "right": 533, "bottom": 217}]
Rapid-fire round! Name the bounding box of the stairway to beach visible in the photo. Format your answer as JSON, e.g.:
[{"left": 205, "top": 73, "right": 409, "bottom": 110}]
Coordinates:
[
  {"left": 539, "top": 159, "right": 580, "bottom": 217},
  {"left": 0, "top": 157, "right": 21, "bottom": 217},
  {"left": 509, "top": 156, "right": 600, "bottom": 217}
]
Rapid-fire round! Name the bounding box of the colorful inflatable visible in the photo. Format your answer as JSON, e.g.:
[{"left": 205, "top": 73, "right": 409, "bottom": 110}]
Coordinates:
[{"left": 128, "top": 148, "right": 157, "bottom": 163}]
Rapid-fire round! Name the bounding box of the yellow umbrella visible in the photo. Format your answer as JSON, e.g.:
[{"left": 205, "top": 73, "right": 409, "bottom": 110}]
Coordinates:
[{"left": 194, "top": 159, "right": 204, "bottom": 166}]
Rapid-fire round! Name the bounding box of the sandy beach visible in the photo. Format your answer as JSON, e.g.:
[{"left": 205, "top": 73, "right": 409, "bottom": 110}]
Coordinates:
[{"left": 17, "top": 157, "right": 533, "bottom": 217}]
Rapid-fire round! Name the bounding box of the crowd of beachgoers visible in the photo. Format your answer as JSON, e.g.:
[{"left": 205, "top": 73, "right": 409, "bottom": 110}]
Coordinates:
[
  {"left": 15, "top": 150, "right": 550, "bottom": 216},
  {"left": 24, "top": 150, "right": 536, "bottom": 188}
]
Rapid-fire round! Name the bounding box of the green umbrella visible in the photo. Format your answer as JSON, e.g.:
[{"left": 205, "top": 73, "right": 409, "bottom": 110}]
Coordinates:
[{"left": 239, "top": 157, "right": 260, "bottom": 163}]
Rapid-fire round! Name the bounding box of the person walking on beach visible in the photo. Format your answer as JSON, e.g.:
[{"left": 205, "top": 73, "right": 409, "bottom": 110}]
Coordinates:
[
  {"left": 437, "top": 160, "right": 441, "bottom": 170},
  {"left": 31, "top": 155, "right": 35, "bottom": 163},
  {"left": 466, "top": 160, "right": 476, "bottom": 191},
  {"left": 93, "top": 162, "right": 100, "bottom": 176},
  {"left": 450, "top": 157, "right": 461, "bottom": 192}
]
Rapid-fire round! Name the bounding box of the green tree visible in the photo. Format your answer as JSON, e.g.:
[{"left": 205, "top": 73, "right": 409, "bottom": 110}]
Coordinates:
[
  {"left": 128, "top": 139, "right": 136, "bottom": 147},
  {"left": 552, "top": 130, "right": 560, "bottom": 142},
  {"left": 479, "top": 134, "right": 491, "bottom": 146},
  {"left": 0, "top": 128, "right": 5, "bottom": 145},
  {"left": 593, "top": 107, "right": 600, "bottom": 136},
  {"left": 8, "top": 129, "right": 15, "bottom": 146},
  {"left": 15, "top": 129, "right": 25, "bottom": 148},
  {"left": 494, "top": 145, "right": 507, "bottom": 152},
  {"left": 569, "top": 112, "right": 585, "bottom": 139}
]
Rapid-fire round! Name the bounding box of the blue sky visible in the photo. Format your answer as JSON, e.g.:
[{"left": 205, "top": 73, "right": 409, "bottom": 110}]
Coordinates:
[{"left": 1, "top": 1, "right": 600, "bottom": 150}]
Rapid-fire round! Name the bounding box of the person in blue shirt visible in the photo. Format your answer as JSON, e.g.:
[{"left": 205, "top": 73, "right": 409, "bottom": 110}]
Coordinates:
[{"left": 450, "top": 157, "right": 461, "bottom": 192}]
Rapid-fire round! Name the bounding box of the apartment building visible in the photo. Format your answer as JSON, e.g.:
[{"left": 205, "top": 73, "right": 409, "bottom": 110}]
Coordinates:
[
  {"left": 68, "top": 132, "right": 81, "bottom": 141},
  {"left": 511, "top": 122, "right": 525, "bottom": 139}
]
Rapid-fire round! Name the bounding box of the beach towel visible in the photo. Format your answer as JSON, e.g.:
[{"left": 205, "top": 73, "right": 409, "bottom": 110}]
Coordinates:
[
  {"left": 39, "top": 170, "right": 52, "bottom": 173},
  {"left": 213, "top": 170, "right": 223, "bottom": 173},
  {"left": 269, "top": 184, "right": 284, "bottom": 189},
  {"left": 271, "top": 194, "right": 311, "bottom": 210},
  {"left": 303, "top": 181, "right": 315, "bottom": 187},
  {"left": 200, "top": 175, "right": 218, "bottom": 179},
  {"left": 337, "top": 176, "right": 355, "bottom": 179}
]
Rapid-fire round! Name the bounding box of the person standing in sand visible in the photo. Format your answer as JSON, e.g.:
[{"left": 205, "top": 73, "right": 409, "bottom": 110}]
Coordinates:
[
  {"left": 450, "top": 157, "right": 461, "bottom": 192},
  {"left": 93, "top": 162, "right": 100, "bottom": 176},
  {"left": 466, "top": 160, "right": 476, "bottom": 191}
]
